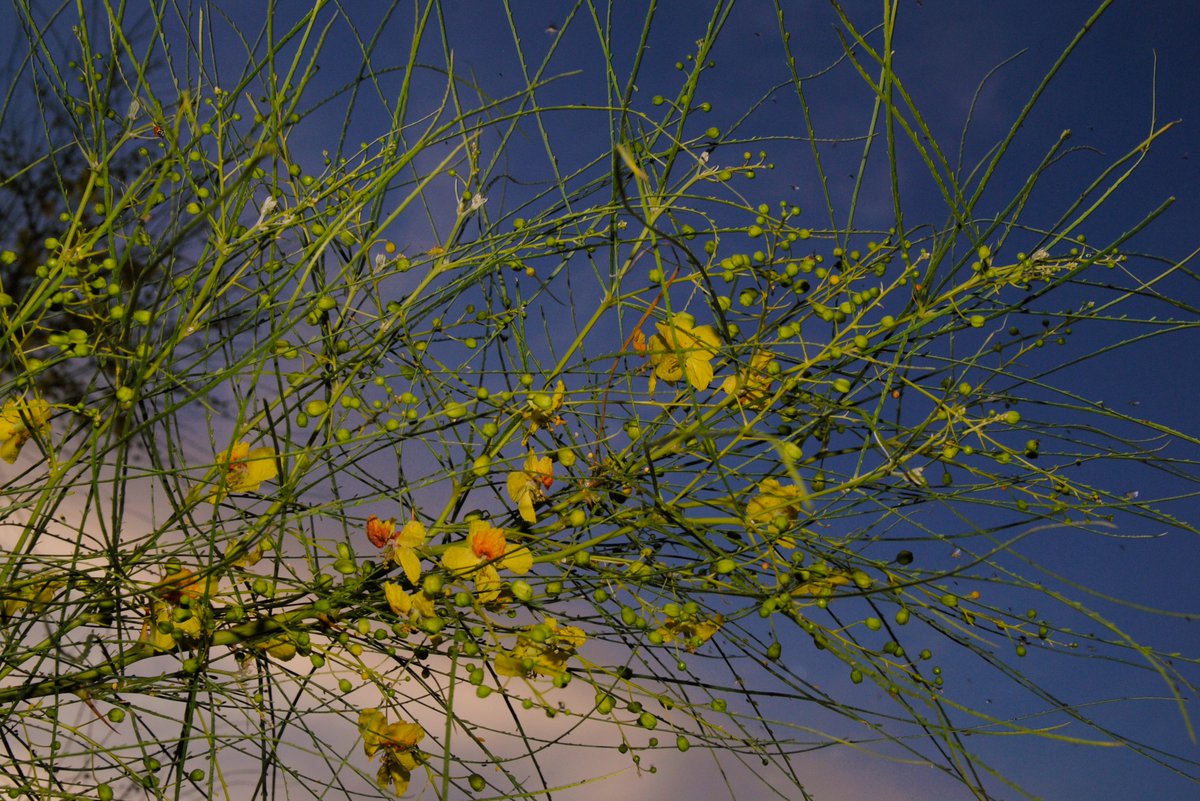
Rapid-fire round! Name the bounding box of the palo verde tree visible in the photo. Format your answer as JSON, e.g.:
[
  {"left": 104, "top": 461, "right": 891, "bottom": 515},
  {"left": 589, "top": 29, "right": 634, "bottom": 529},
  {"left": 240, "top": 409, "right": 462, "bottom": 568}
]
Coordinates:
[{"left": 1, "top": 2, "right": 1197, "bottom": 801}]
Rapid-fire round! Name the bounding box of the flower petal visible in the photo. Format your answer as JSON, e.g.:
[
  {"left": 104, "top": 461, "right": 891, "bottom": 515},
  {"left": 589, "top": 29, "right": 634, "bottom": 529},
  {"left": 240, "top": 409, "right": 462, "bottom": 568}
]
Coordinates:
[
  {"left": 367, "top": 516, "right": 396, "bottom": 548},
  {"left": 691, "top": 324, "right": 721, "bottom": 350},
  {"left": 507, "top": 471, "right": 529, "bottom": 505},
  {"left": 684, "top": 355, "right": 714, "bottom": 390},
  {"left": 517, "top": 491, "right": 536, "bottom": 524},
  {"left": 501, "top": 544, "right": 533, "bottom": 575},
  {"left": 474, "top": 564, "right": 502, "bottom": 603},
  {"left": 494, "top": 651, "right": 527, "bottom": 677},
  {"left": 239, "top": 447, "right": 278, "bottom": 491},
  {"left": 412, "top": 592, "right": 436, "bottom": 618},
  {"left": 441, "top": 545, "right": 477, "bottom": 573},
  {"left": 381, "top": 720, "right": 425, "bottom": 749},
  {"left": 358, "top": 708, "right": 388, "bottom": 757},
  {"left": 384, "top": 583, "right": 413, "bottom": 617},
  {"left": 654, "top": 356, "right": 683, "bottom": 382},
  {"left": 0, "top": 437, "right": 21, "bottom": 464},
  {"left": 0, "top": 398, "right": 51, "bottom": 464},
  {"left": 396, "top": 519, "right": 426, "bottom": 549},
  {"left": 396, "top": 548, "right": 422, "bottom": 586}
]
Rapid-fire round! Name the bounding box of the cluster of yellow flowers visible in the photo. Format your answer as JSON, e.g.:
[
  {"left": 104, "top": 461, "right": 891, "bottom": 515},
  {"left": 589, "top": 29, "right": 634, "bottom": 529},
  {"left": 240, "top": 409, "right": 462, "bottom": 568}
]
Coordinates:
[
  {"left": 176, "top": 432, "right": 602, "bottom": 795},
  {"left": 363, "top": 514, "right": 438, "bottom": 624},
  {"left": 636, "top": 314, "right": 779, "bottom": 411},
  {"left": 367, "top": 512, "right": 535, "bottom": 613}
]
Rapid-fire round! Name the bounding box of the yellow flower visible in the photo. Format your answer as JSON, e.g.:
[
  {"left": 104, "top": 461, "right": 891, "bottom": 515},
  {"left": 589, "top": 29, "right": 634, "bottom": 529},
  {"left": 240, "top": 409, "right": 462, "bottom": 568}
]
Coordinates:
[
  {"left": 208, "top": 441, "right": 277, "bottom": 501},
  {"left": 369, "top": 517, "right": 427, "bottom": 585},
  {"left": 358, "top": 709, "right": 425, "bottom": 797},
  {"left": 746, "top": 478, "right": 809, "bottom": 534},
  {"left": 228, "top": 535, "right": 265, "bottom": 567},
  {"left": 645, "top": 313, "right": 721, "bottom": 392},
  {"left": 2, "top": 577, "right": 61, "bottom": 622},
  {"left": 0, "top": 397, "right": 51, "bottom": 463},
  {"left": 721, "top": 350, "right": 775, "bottom": 408},
  {"left": 384, "top": 583, "right": 435, "bottom": 622},
  {"left": 655, "top": 613, "right": 723, "bottom": 651},
  {"left": 791, "top": 561, "right": 851, "bottom": 598},
  {"left": 506, "top": 451, "right": 553, "bottom": 524},
  {"left": 441, "top": 518, "right": 532, "bottom": 603},
  {"left": 495, "top": 617, "right": 587, "bottom": 678},
  {"left": 390, "top": 519, "right": 427, "bottom": 585},
  {"left": 524, "top": 379, "right": 566, "bottom": 438},
  {"left": 141, "top": 569, "right": 219, "bottom": 651},
  {"left": 253, "top": 635, "right": 297, "bottom": 661},
  {"left": 158, "top": 568, "right": 217, "bottom": 604},
  {"left": 140, "top": 599, "right": 179, "bottom": 651}
]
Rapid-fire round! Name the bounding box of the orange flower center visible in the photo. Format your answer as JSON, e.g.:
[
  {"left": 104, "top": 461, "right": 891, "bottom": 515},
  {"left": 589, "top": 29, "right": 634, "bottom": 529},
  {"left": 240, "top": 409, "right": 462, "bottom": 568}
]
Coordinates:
[
  {"left": 222, "top": 445, "right": 250, "bottom": 484},
  {"left": 471, "top": 526, "right": 506, "bottom": 561}
]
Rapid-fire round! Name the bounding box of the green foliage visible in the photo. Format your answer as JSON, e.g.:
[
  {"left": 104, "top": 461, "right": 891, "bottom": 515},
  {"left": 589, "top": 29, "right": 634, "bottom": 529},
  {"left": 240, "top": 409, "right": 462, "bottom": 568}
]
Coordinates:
[{"left": 1, "top": 2, "right": 1197, "bottom": 800}]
